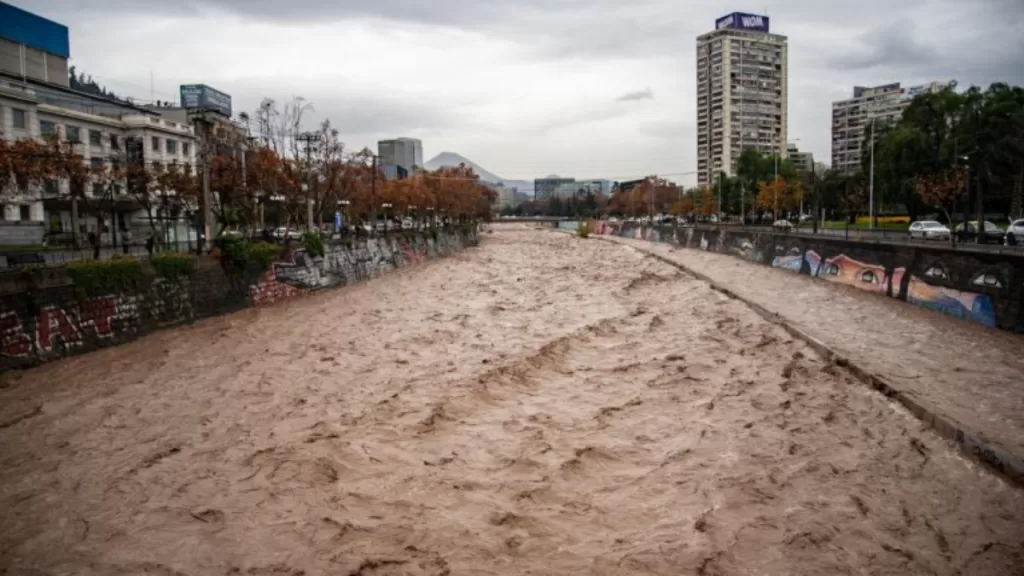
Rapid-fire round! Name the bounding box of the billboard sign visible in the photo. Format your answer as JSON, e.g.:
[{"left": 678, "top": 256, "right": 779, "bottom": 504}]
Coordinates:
[
  {"left": 179, "top": 84, "right": 232, "bottom": 118},
  {"left": 715, "top": 12, "right": 770, "bottom": 32}
]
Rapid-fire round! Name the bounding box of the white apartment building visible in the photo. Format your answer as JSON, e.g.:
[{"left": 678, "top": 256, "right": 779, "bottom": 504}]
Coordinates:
[
  {"left": 0, "top": 76, "right": 197, "bottom": 245},
  {"left": 831, "top": 80, "right": 950, "bottom": 174},
  {"left": 787, "top": 143, "right": 814, "bottom": 173},
  {"left": 696, "top": 12, "right": 788, "bottom": 187}
]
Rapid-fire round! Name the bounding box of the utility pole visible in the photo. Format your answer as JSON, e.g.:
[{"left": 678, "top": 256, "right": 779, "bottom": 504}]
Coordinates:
[
  {"left": 869, "top": 116, "right": 875, "bottom": 229},
  {"left": 297, "top": 131, "right": 320, "bottom": 231},
  {"left": 193, "top": 111, "right": 213, "bottom": 255},
  {"left": 370, "top": 154, "right": 378, "bottom": 233},
  {"left": 716, "top": 171, "right": 722, "bottom": 218},
  {"left": 773, "top": 105, "right": 779, "bottom": 220}
]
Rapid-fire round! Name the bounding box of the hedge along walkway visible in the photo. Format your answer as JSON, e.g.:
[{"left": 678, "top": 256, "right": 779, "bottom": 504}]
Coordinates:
[{"left": 597, "top": 234, "right": 1024, "bottom": 486}]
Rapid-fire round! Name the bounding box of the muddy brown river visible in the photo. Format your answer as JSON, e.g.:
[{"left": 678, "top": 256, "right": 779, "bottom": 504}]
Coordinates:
[{"left": 1, "top": 228, "right": 1022, "bottom": 575}]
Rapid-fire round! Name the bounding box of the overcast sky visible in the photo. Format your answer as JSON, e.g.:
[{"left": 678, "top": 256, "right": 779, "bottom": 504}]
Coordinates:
[{"left": 17, "top": 0, "right": 1024, "bottom": 184}]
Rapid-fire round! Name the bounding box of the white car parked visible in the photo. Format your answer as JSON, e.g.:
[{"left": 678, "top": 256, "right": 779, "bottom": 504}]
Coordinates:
[
  {"left": 908, "top": 220, "right": 951, "bottom": 241},
  {"left": 1004, "top": 219, "right": 1024, "bottom": 246}
]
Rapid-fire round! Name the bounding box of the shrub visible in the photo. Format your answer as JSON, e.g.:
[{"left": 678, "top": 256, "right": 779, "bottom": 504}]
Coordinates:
[
  {"left": 427, "top": 223, "right": 439, "bottom": 241},
  {"left": 302, "top": 231, "right": 325, "bottom": 258},
  {"left": 150, "top": 252, "right": 198, "bottom": 281},
  {"left": 250, "top": 242, "right": 281, "bottom": 268},
  {"left": 214, "top": 236, "right": 280, "bottom": 272},
  {"left": 66, "top": 256, "right": 143, "bottom": 298},
  {"left": 457, "top": 221, "right": 477, "bottom": 236},
  {"left": 576, "top": 221, "right": 590, "bottom": 238}
]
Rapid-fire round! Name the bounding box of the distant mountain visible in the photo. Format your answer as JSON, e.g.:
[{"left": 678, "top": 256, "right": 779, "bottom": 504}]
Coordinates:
[{"left": 424, "top": 152, "right": 533, "bottom": 194}]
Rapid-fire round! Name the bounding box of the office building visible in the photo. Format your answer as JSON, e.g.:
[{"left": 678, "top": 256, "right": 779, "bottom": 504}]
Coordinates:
[
  {"left": 378, "top": 137, "right": 422, "bottom": 178},
  {"left": 831, "top": 80, "right": 949, "bottom": 174},
  {"left": 0, "top": 1, "right": 69, "bottom": 86},
  {"left": 534, "top": 177, "right": 574, "bottom": 202},
  {"left": 787, "top": 143, "right": 814, "bottom": 173},
  {"left": 0, "top": 3, "right": 197, "bottom": 246},
  {"left": 696, "top": 12, "right": 788, "bottom": 187}
]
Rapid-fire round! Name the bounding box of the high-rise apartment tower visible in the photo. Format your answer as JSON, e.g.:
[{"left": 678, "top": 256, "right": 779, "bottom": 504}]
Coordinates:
[{"left": 696, "top": 12, "right": 788, "bottom": 187}]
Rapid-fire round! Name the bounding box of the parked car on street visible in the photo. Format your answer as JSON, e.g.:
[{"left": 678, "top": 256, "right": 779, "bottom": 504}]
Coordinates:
[
  {"left": 908, "top": 220, "right": 951, "bottom": 241},
  {"left": 1004, "top": 219, "right": 1024, "bottom": 246},
  {"left": 272, "top": 227, "right": 303, "bottom": 241},
  {"left": 953, "top": 221, "right": 1005, "bottom": 244},
  {"left": 772, "top": 219, "right": 795, "bottom": 232}
]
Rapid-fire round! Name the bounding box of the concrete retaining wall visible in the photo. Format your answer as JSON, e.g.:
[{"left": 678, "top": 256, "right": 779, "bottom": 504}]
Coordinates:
[
  {"left": 0, "top": 230, "right": 476, "bottom": 372},
  {"left": 590, "top": 221, "right": 1024, "bottom": 333}
]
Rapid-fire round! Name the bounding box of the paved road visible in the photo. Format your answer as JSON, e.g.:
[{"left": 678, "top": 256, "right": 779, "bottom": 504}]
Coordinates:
[{"left": 1, "top": 228, "right": 1021, "bottom": 575}]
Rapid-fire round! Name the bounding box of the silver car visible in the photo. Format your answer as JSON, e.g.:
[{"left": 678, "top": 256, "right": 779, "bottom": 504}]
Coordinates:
[{"left": 909, "top": 220, "right": 951, "bottom": 241}]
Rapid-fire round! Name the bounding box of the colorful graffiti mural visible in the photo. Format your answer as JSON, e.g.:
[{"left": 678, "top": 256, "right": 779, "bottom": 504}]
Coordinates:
[
  {"left": 771, "top": 246, "right": 804, "bottom": 273},
  {"left": 894, "top": 268, "right": 996, "bottom": 327}
]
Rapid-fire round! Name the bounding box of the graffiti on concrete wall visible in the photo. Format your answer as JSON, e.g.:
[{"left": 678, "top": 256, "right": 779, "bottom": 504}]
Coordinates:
[
  {"left": 894, "top": 267, "right": 997, "bottom": 327},
  {"left": 1, "top": 294, "right": 128, "bottom": 358},
  {"left": 252, "top": 233, "right": 469, "bottom": 298},
  {"left": 587, "top": 220, "right": 1019, "bottom": 331}
]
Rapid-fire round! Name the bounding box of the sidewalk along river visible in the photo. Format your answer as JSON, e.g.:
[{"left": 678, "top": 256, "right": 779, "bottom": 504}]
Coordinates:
[
  {"left": 0, "top": 228, "right": 1021, "bottom": 575},
  {"left": 578, "top": 220, "right": 1024, "bottom": 333}
]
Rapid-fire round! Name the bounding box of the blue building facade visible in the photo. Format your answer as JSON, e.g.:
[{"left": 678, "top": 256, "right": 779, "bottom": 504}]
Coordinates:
[{"left": 0, "top": 2, "right": 70, "bottom": 58}]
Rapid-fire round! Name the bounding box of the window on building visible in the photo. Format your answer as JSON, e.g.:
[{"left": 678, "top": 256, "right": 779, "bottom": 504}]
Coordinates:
[
  {"left": 111, "top": 158, "right": 122, "bottom": 172},
  {"left": 110, "top": 134, "right": 120, "bottom": 150},
  {"left": 92, "top": 183, "right": 104, "bottom": 198},
  {"left": 152, "top": 161, "right": 162, "bottom": 171},
  {"left": 152, "top": 136, "right": 160, "bottom": 151},
  {"left": 166, "top": 139, "right": 177, "bottom": 154},
  {"left": 89, "top": 129, "right": 103, "bottom": 146},
  {"left": 40, "top": 120, "right": 57, "bottom": 138},
  {"left": 43, "top": 179, "right": 59, "bottom": 197},
  {"left": 19, "top": 205, "right": 30, "bottom": 221},
  {"left": 90, "top": 157, "right": 104, "bottom": 172},
  {"left": 12, "top": 108, "right": 27, "bottom": 130},
  {"left": 182, "top": 142, "right": 190, "bottom": 156},
  {"left": 66, "top": 125, "right": 81, "bottom": 143}
]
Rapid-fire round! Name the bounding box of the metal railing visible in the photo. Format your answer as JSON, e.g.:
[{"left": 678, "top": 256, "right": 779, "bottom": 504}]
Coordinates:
[
  {"left": 574, "top": 220, "right": 1024, "bottom": 256},
  {"left": 0, "top": 241, "right": 197, "bottom": 269}
]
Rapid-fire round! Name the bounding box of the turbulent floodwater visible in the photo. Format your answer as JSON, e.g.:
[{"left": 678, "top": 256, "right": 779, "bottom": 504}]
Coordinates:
[{"left": 1, "top": 228, "right": 1022, "bottom": 575}]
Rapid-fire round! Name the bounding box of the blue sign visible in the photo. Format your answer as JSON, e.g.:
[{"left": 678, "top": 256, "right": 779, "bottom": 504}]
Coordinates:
[
  {"left": 715, "top": 12, "right": 770, "bottom": 32},
  {"left": 334, "top": 211, "right": 342, "bottom": 231},
  {"left": 180, "top": 84, "right": 233, "bottom": 118}
]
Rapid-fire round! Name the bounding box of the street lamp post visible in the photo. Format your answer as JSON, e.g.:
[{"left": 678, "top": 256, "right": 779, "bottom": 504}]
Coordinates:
[
  {"left": 338, "top": 199, "right": 350, "bottom": 234},
  {"left": 381, "top": 202, "right": 393, "bottom": 234}
]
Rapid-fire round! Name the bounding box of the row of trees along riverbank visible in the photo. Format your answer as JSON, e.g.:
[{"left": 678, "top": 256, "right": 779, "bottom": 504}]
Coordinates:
[
  {"left": 499, "top": 82, "right": 1023, "bottom": 224},
  {"left": 0, "top": 97, "right": 496, "bottom": 251}
]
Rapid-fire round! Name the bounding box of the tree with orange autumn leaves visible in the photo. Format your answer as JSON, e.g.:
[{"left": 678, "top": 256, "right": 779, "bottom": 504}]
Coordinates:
[
  {"left": 755, "top": 176, "right": 803, "bottom": 216},
  {"left": 1, "top": 96, "right": 495, "bottom": 249},
  {"left": 607, "top": 176, "right": 679, "bottom": 217},
  {"left": 914, "top": 165, "right": 967, "bottom": 226}
]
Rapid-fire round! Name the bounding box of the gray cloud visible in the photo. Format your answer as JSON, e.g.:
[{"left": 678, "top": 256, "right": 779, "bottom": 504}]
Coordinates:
[
  {"left": 616, "top": 88, "right": 653, "bottom": 102},
  {"left": 17, "top": 0, "right": 1024, "bottom": 178},
  {"left": 825, "top": 20, "right": 938, "bottom": 71},
  {"left": 222, "top": 80, "right": 461, "bottom": 139}
]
